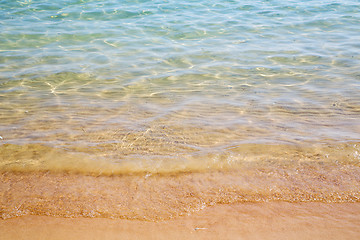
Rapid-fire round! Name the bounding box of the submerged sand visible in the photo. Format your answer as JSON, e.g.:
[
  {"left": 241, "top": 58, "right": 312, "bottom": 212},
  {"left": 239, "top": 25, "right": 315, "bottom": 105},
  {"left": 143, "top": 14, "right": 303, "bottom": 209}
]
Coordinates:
[
  {"left": 1, "top": 168, "right": 360, "bottom": 220},
  {"left": 1, "top": 150, "right": 360, "bottom": 239},
  {"left": 1, "top": 202, "right": 360, "bottom": 240}
]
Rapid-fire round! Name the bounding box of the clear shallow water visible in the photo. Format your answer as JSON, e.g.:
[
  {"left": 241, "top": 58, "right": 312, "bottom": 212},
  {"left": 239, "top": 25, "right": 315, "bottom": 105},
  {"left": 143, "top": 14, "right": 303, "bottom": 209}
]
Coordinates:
[
  {"left": 1, "top": 0, "right": 360, "bottom": 220},
  {"left": 1, "top": 0, "right": 360, "bottom": 172}
]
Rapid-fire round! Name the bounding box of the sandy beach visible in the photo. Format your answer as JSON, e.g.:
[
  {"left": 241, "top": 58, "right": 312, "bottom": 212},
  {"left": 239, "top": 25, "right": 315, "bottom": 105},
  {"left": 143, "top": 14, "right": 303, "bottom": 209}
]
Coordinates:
[
  {"left": 1, "top": 168, "right": 360, "bottom": 239},
  {"left": 1, "top": 1, "right": 360, "bottom": 239},
  {"left": 1, "top": 202, "right": 360, "bottom": 240}
]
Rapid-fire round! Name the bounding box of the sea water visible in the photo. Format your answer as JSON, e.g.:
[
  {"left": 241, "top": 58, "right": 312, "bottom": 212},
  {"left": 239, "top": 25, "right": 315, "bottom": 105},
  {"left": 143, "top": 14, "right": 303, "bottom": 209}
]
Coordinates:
[{"left": 1, "top": 0, "right": 360, "bottom": 219}]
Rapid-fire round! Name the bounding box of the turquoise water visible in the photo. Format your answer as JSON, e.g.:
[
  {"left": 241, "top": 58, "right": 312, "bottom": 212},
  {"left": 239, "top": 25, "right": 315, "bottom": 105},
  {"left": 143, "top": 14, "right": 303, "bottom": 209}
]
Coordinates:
[
  {"left": 1, "top": 0, "right": 360, "bottom": 172},
  {"left": 1, "top": 1, "right": 360, "bottom": 220}
]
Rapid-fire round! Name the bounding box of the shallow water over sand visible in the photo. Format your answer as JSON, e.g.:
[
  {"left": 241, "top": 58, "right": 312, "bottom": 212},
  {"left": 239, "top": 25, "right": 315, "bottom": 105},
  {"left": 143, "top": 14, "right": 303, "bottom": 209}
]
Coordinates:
[
  {"left": 1, "top": 0, "right": 360, "bottom": 169},
  {"left": 1, "top": 0, "right": 360, "bottom": 220}
]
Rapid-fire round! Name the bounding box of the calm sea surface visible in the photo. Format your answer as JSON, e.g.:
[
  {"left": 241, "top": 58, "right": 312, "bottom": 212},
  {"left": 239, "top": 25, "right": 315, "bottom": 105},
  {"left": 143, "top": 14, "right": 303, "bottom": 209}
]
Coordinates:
[
  {"left": 1, "top": 0, "right": 360, "bottom": 170},
  {"left": 1, "top": 0, "right": 360, "bottom": 219}
]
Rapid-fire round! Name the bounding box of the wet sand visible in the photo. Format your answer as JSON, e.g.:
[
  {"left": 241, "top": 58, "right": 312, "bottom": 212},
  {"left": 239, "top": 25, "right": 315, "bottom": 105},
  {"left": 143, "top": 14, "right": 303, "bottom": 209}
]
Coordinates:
[
  {"left": 1, "top": 202, "right": 360, "bottom": 240},
  {"left": 1, "top": 161, "right": 360, "bottom": 239}
]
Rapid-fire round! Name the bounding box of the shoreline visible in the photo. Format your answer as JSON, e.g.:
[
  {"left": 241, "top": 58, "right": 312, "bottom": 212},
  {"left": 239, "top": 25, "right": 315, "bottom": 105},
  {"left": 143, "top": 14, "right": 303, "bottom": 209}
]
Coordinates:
[
  {"left": 2, "top": 169, "right": 360, "bottom": 220},
  {"left": 1, "top": 202, "right": 360, "bottom": 240}
]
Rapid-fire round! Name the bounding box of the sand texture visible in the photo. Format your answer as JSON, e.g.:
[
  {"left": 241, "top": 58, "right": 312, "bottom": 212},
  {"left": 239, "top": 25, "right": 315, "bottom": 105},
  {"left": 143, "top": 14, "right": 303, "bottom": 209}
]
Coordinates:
[{"left": 1, "top": 202, "right": 360, "bottom": 240}]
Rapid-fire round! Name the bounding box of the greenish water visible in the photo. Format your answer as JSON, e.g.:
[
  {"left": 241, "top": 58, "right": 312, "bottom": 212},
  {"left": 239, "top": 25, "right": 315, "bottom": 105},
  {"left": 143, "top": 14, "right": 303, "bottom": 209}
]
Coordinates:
[
  {"left": 1, "top": 0, "right": 360, "bottom": 221},
  {"left": 0, "top": 0, "right": 360, "bottom": 172}
]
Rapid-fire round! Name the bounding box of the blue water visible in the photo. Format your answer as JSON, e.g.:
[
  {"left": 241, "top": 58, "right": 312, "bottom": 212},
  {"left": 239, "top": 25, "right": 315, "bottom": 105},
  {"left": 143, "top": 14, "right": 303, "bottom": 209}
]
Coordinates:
[
  {"left": 0, "top": 0, "right": 360, "bottom": 171},
  {"left": 1, "top": 0, "right": 360, "bottom": 78}
]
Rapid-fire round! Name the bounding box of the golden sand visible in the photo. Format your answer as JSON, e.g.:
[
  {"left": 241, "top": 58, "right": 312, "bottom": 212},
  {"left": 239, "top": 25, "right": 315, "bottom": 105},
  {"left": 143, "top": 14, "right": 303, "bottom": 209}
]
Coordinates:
[
  {"left": 1, "top": 142, "right": 359, "bottom": 238},
  {"left": 1, "top": 169, "right": 360, "bottom": 220},
  {"left": 1, "top": 202, "right": 360, "bottom": 240}
]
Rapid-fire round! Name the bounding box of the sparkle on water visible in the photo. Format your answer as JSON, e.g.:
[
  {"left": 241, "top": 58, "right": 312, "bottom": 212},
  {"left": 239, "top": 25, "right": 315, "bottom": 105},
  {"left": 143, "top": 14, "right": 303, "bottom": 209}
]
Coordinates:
[{"left": 0, "top": 0, "right": 360, "bottom": 220}]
